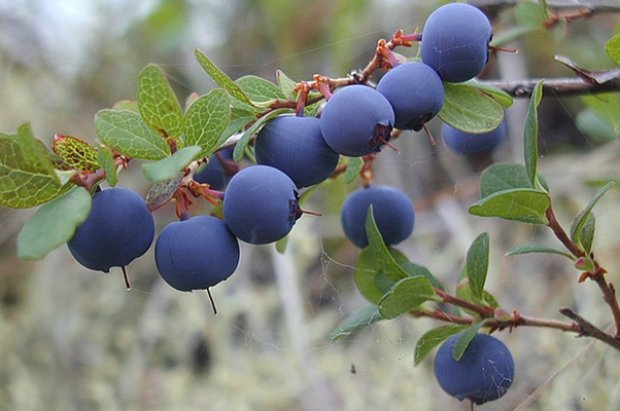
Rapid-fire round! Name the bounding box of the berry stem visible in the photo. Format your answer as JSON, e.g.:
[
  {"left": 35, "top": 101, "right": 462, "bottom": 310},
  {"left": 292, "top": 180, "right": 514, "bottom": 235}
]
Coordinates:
[
  {"left": 206, "top": 288, "right": 218, "bottom": 315},
  {"left": 121, "top": 266, "right": 132, "bottom": 291}
]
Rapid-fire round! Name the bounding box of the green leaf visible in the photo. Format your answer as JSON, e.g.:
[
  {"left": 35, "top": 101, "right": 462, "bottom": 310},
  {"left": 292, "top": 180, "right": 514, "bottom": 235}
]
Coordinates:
[
  {"left": 479, "top": 163, "right": 533, "bottom": 198},
  {"left": 275, "top": 69, "right": 298, "bottom": 101},
  {"left": 235, "top": 75, "right": 286, "bottom": 103},
  {"left": 142, "top": 146, "right": 201, "bottom": 183},
  {"left": 506, "top": 244, "right": 575, "bottom": 260},
  {"left": 183, "top": 89, "right": 231, "bottom": 157},
  {"left": 606, "top": 34, "right": 620, "bottom": 67},
  {"left": 469, "top": 188, "right": 550, "bottom": 224},
  {"left": 330, "top": 305, "right": 384, "bottom": 340},
  {"left": 378, "top": 276, "right": 438, "bottom": 319},
  {"left": 0, "top": 126, "right": 71, "bottom": 208},
  {"left": 414, "top": 325, "right": 468, "bottom": 366},
  {"left": 515, "top": 1, "right": 547, "bottom": 28},
  {"left": 355, "top": 246, "right": 411, "bottom": 304},
  {"left": 464, "top": 80, "right": 513, "bottom": 108},
  {"left": 343, "top": 157, "right": 362, "bottom": 184},
  {"left": 466, "top": 233, "right": 489, "bottom": 300},
  {"left": 194, "top": 49, "right": 253, "bottom": 105},
  {"left": 524, "top": 81, "right": 544, "bottom": 188},
  {"left": 52, "top": 134, "right": 99, "bottom": 172},
  {"left": 219, "top": 109, "right": 256, "bottom": 145},
  {"left": 97, "top": 145, "right": 117, "bottom": 187},
  {"left": 232, "top": 109, "right": 293, "bottom": 162},
  {"left": 439, "top": 83, "right": 504, "bottom": 133},
  {"left": 95, "top": 109, "right": 171, "bottom": 160},
  {"left": 275, "top": 235, "right": 289, "bottom": 254},
  {"left": 581, "top": 214, "right": 596, "bottom": 255},
  {"left": 581, "top": 93, "right": 620, "bottom": 137},
  {"left": 570, "top": 182, "right": 615, "bottom": 248},
  {"left": 490, "top": 26, "right": 541, "bottom": 48},
  {"left": 137, "top": 64, "right": 184, "bottom": 139},
  {"left": 17, "top": 187, "right": 92, "bottom": 260},
  {"left": 452, "top": 323, "right": 484, "bottom": 361},
  {"left": 401, "top": 261, "right": 445, "bottom": 290},
  {"left": 365, "top": 206, "right": 411, "bottom": 281},
  {"left": 575, "top": 109, "right": 617, "bottom": 143},
  {"left": 112, "top": 100, "right": 139, "bottom": 112}
]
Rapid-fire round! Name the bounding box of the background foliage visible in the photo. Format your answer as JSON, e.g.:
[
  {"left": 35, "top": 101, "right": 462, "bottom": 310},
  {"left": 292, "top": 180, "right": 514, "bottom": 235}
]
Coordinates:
[{"left": 1, "top": 0, "right": 620, "bottom": 410}]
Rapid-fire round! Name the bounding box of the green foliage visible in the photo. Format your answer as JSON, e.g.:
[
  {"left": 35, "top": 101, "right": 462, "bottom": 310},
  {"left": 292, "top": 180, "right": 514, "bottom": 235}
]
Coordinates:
[
  {"left": 342, "top": 157, "right": 363, "bottom": 184},
  {"left": 570, "top": 182, "right": 616, "bottom": 252},
  {"left": 0, "top": 124, "right": 71, "bottom": 208},
  {"left": 515, "top": 0, "right": 547, "bottom": 28},
  {"left": 439, "top": 83, "right": 504, "bottom": 133},
  {"left": 452, "top": 323, "right": 485, "bottom": 361},
  {"left": 606, "top": 33, "right": 620, "bottom": 67},
  {"left": 581, "top": 93, "right": 620, "bottom": 138},
  {"left": 466, "top": 233, "right": 490, "bottom": 301},
  {"left": 137, "top": 64, "right": 184, "bottom": 139},
  {"left": 505, "top": 244, "right": 575, "bottom": 260},
  {"left": 275, "top": 70, "right": 298, "bottom": 101},
  {"left": 194, "top": 49, "right": 253, "bottom": 106},
  {"left": 183, "top": 89, "right": 231, "bottom": 157},
  {"left": 469, "top": 188, "right": 550, "bottom": 224},
  {"left": 330, "top": 305, "right": 384, "bottom": 340},
  {"left": 355, "top": 246, "right": 410, "bottom": 304},
  {"left": 96, "top": 146, "right": 117, "bottom": 187},
  {"left": 142, "top": 146, "right": 202, "bottom": 183},
  {"left": 463, "top": 80, "right": 513, "bottom": 109},
  {"left": 378, "top": 277, "right": 438, "bottom": 319},
  {"left": 95, "top": 109, "right": 171, "bottom": 160},
  {"left": 524, "top": 81, "right": 544, "bottom": 188},
  {"left": 52, "top": 135, "right": 99, "bottom": 172},
  {"left": 17, "top": 187, "right": 92, "bottom": 260},
  {"left": 414, "top": 325, "right": 468, "bottom": 366},
  {"left": 235, "top": 75, "right": 286, "bottom": 103}
]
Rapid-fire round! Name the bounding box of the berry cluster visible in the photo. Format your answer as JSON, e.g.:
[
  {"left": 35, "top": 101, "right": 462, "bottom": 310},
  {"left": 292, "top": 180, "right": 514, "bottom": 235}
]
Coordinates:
[{"left": 62, "top": 2, "right": 515, "bottom": 405}]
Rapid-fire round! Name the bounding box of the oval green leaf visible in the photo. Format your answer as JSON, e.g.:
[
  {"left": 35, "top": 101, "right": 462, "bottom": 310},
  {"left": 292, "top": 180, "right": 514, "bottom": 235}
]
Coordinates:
[
  {"left": 466, "top": 232, "right": 489, "bottom": 301},
  {"left": 138, "top": 64, "right": 184, "bottom": 139},
  {"left": 439, "top": 83, "right": 504, "bottom": 133},
  {"left": 17, "top": 187, "right": 92, "bottom": 260},
  {"left": 184, "top": 89, "right": 231, "bottom": 157},
  {"left": 414, "top": 325, "right": 468, "bottom": 366},
  {"left": 95, "top": 109, "right": 171, "bottom": 160},
  {"left": 378, "top": 276, "right": 438, "bottom": 319},
  {"left": 330, "top": 305, "right": 384, "bottom": 341},
  {"left": 469, "top": 188, "right": 550, "bottom": 224},
  {"left": 142, "top": 145, "right": 201, "bottom": 183}
]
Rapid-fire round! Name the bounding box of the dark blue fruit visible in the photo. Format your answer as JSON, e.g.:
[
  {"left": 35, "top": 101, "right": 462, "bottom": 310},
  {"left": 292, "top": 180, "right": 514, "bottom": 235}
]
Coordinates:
[
  {"left": 434, "top": 333, "right": 514, "bottom": 405},
  {"left": 155, "top": 216, "right": 240, "bottom": 292},
  {"left": 340, "top": 185, "right": 414, "bottom": 248},
  {"left": 442, "top": 120, "right": 507, "bottom": 155},
  {"left": 255, "top": 115, "right": 339, "bottom": 188},
  {"left": 377, "top": 62, "right": 445, "bottom": 131},
  {"left": 420, "top": 3, "right": 493, "bottom": 83},
  {"left": 319, "top": 85, "right": 395, "bottom": 157},
  {"left": 68, "top": 187, "right": 155, "bottom": 272},
  {"left": 194, "top": 147, "right": 234, "bottom": 190},
  {"left": 223, "top": 165, "right": 300, "bottom": 244}
]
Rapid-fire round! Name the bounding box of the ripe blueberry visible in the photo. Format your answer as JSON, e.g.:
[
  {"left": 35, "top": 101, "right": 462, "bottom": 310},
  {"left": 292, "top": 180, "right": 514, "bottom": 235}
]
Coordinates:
[
  {"left": 255, "top": 115, "right": 339, "bottom": 188},
  {"left": 155, "top": 216, "right": 240, "bottom": 292},
  {"left": 194, "top": 147, "right": 234, "bottom": 190},
  {"left": 377, "top": 62, "right": 445, "bottom": 131},
  {"left": 340, "top": 185, "right": 414, "bottom": 248},
  {"left": 223, "top": 165, "right": 300, "bottom": 244},
  {"left": 434, "top": 333, "right": 514, "bottom": 405},
  {"left": 68, "top": 187, "right": 155, "bottom": 272},
  {"left": 420, "top": 3, "right": 493, "bottom": 83},
  {"left": 442, "top": 120, "right": 507, "bottom": 155},
  {"left": 319, "top": 85, "right": 395, "bottom": 157}
]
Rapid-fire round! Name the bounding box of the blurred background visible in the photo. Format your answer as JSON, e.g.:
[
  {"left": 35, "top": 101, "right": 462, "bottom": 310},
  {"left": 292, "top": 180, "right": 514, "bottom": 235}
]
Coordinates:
[{"left": 1, "top": 0, "right": 620, "bottom": 410}]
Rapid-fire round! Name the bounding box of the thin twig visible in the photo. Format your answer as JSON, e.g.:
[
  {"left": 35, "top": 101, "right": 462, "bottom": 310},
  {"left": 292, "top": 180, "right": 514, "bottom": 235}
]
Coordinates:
[{"left": 560, "top": 308, "right": 620, "bottom": 350}]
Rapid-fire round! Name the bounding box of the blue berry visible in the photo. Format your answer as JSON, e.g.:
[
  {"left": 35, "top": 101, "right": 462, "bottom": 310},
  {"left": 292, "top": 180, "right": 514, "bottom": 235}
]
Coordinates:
[
  {"left": 223, "top": 165, "right": 300, "bottom": 244},
  {"left": 68, "top": 187, "right": 155, "bottom": 272},
  {"left": 420, "top": 3, "right": 493, "bottom": 83},
  {"left": 442, "top": 120, "right": 507, "bottom": 155},
  {"left": 434, "top": 333, "right": 514, "bottom": 405},
  {"left": 194, "top": 147, "right": 234, "bottom": 191},
  {"left": 255, "top": 115, "right": 339, "bottom": 188},
  {"left": 377, "top": 62, "right": 445, "bottom": 131},
  {"left": 155, "top": 216, "right": 240, "bottom": 292},
  {"left": 340, "top": 185, "right": 414, "bottom": 248},
  {"left": 320, "top": 85, "right": 395, "bottom": 157}
]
